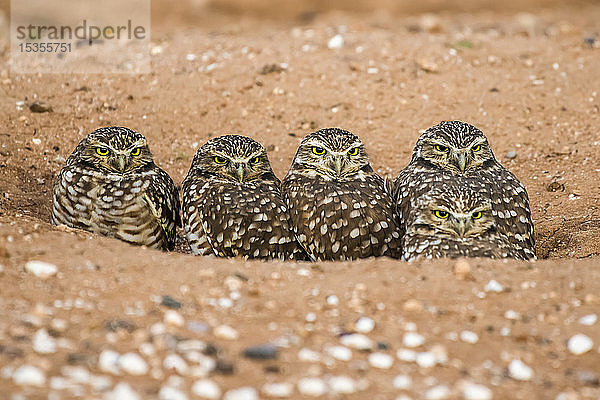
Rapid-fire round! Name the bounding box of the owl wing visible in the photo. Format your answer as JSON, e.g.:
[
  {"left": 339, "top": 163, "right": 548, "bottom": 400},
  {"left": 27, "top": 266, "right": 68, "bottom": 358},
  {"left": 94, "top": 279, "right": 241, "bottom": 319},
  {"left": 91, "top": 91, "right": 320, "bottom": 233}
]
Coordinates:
[
  {"left": 481, "top": 166, "right": 536, "bottom": 260},
  {"left": 143, "top": 167, "right": 181, "bottom": 251}
]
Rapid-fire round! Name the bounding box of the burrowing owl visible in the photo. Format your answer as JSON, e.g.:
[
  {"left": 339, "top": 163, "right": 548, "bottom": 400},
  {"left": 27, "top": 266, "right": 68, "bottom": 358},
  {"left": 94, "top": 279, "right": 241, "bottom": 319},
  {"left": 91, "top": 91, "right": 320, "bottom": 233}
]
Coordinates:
[
  {"left": 182, "top": 135, "right": 304, "bottom": 260},
  {"left": 394, "top": 121, "right": 536, "bottom": 260},
  {"left": 282, "top": 128, "right": 402, "bottom": 261},
  {"left": 401, "top": 175, "right": 531, "bottom": 261},
  {"left": 52, "top": 126, "right": 181, "bottom": 250}
]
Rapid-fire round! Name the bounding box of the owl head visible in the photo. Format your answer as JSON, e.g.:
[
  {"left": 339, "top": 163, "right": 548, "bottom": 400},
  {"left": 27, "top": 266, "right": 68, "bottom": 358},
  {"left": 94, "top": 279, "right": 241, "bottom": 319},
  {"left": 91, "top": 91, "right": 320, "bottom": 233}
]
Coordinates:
[
  {"left": 190, "top": 135, "right": 276, "bottom": 183},
  {"left": 408, "top": 180, "right": 495, "bottom": 239},
  {"left": 289, "top": 128, "right": 372, "bottom": 180},
  {"left": 70, "top": 126, "right": 154, "bottom": 174},
  {"left": 412, "top": 121, "right": 496, "bottom": 174}
]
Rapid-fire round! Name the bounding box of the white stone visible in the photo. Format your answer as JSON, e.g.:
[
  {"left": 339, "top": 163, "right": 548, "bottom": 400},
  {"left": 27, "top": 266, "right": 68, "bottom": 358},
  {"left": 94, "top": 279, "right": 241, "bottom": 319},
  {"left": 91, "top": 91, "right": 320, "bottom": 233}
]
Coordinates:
[
  {"left": 484, "top": 280, "right": 504, "bottom": 293},
  {"left": 393, "top": 375, "right": 412, "bottom": 390},
  {"left": 504, "top": 310, "right": 521, "bottom": 320},
  {"left": 164, "top": 310, "right": 185, "bottom": 327},
  {"left": 403, "top": 332, "right": 425, "bottom": 348},
  {"left": 33, "top": 328, "right": 57, "bottom": 354},
  {"left": 297, "top": 377, "right": 327, "bottom": 397},
  {"left": 327, "top": 345, "right": 352, "bottom": 361},
  {"left": 460, "top": 330, "right": 479, "bottom": 344},
  {"left": 340, "top": 333, "right": 373, "bottom": 350},
  {"left": 327, "top": 34, "right": 344, "bottom": 49},
  {"left": 508, "top": 359, "right": 533, "bottom": 381},
  {"left": 215, "top": 325, "right": 239, "bottom": 340},
  {"left": 223, "top": 387, "right": 258, "bottom": 400},
  {"left": 326, "top": 295, "right": 339, "bottom": 306},
  {"left": 262, "top": 382, "right": 294, "bottom": 397},
  {"left": 99, "top": 350, "right": 121, "bottom": 375},
  {"left": 462, "top": 382, "right": 493, "bottom": 400},
  {"left": 355, "top": 317, "right": 375, "bottom": 333},
  {"left": 396, "top": 348, "right": 417, "bottom": 362},
  {"left": 567, "top": 334, "right": 593, "bottom": 355},
  {"left": 164, "top": 354, "right": 189, "bottom": 375},
  {"left": 119, "top": 353, "right": 149, "bottom": 376},
  {"left": 105, "top": 382, "right": 140, "bottom": 400},
  {"left": 578, "top": 314, "right": 597, "bottom": 326},
  {"left": 298, "top": 348, "right": 321, "bottom": 362},
  {"left": 416, "top": 352, "right": 437, "bottom": 368},
  {"left": 13, "top": 365, "right": 46, "bottom": 386},
  {"left": 191, "top": 379, "right": 221, "bottom": 400},
  {"left": 328, "top": 375, "right": 356, "bottom": 394},
  {"left": 425, "top": 385, "right": 450, "bottom": 400},
  {"left": 25, "top": 260, "right": 57, "bottom": 278},
  {"left": 368, "top": 352, "right": 394, "bottom": 369},
  {"left": 159, "top": 386, "right": 188, "bottom": 400}
]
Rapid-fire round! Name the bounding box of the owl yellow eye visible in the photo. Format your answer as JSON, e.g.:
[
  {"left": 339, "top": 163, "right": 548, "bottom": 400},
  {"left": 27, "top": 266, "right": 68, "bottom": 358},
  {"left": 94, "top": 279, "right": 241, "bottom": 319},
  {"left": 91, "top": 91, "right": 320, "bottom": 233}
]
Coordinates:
[
  {"left": 130, "top": 147, "right": 141, "bottom": 156},
  {"left": 471, "top": 144, "right": 481, "bottom": 152},
  {"left": 214, "top": 156, "right": 228, "bottom": 164},
  {"left": 472, "top": 211, "right": 483, "bottom": 219},
  {"left": 434, "top": 210, "right": 449, "bottom": 219},
  {"left": 96, "top": 147, "right": 110, "bottom": 156},
  {"left": 251, "top": 156, "right": 260, "bottom": 164},
  {"left": 435, "top": 144, "right": 449, "bottom": 152},
  {"left": 347, "top": 147, "right": 359, "bottom": 156},
  {"left": 312, "top": 146, "right": 326, "bottom": 155}
]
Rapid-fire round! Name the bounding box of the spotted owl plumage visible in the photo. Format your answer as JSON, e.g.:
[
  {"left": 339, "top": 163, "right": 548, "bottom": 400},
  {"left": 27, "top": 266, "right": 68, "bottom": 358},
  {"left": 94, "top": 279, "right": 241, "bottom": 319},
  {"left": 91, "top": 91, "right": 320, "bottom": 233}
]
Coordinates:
[
  {"left": 52, "top": 126, "right": 181, "bottom": 250},
  {"left": 181, "top": 135, "right": 304, "bottom": 260},
  {"left": 394, "top": 120, "right": 536, "bottom": 260},
  {"left": 401, "top": 174, "right": 531, "bottom": 261},
  {"left": 282, "top": 128, "right": 402, "bottom": 261}
]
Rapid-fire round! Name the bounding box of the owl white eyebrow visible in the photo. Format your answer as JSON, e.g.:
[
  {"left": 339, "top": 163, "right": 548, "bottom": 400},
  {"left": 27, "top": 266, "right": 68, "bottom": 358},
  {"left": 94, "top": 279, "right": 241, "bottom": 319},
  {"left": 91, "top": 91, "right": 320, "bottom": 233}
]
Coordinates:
[{"left": 304, "top": 141, "right": 362, "bottom": 154}]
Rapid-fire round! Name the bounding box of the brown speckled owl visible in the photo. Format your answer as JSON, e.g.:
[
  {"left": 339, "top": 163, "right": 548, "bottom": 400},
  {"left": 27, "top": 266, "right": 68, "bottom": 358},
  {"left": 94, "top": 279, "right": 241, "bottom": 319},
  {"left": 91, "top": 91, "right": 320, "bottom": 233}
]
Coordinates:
[
  {"left": 182, "top": 135, "right": 304, "bottom": 260},
  {"left": 401, "top": 175, "right": 531, "bottom": 261},
  {"left": 282, "top": 128, "right": 402, "bottom": 261},
  {"left": 52, "top": 126, "right": 181, "bottom": 250},
  {"left": 394, "top": 121, "right": 536, "bottom": 260}
]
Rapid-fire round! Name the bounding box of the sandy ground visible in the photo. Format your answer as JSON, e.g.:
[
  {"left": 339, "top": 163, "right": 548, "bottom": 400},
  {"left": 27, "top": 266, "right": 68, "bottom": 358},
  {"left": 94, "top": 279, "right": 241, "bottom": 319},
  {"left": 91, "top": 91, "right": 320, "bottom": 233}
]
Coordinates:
[{"left": 1, "top": 1, "right": 600, "bottom": 399}]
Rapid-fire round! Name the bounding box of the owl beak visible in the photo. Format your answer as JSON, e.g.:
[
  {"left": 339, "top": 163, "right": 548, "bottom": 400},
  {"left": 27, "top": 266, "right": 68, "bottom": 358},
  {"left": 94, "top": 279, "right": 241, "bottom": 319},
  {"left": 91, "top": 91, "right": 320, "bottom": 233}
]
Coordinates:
[
  {"left": 332, "top": 157, "right": 343, "bottom": 177},
  {"left": 452, "top": 152, "right": 467, "bottom": 173},
  {"left": 453, "top": 219, "right": 467, "bottom": 237},
  {"left": 235, "top": 164, "right": 244, "bottom": 182},
  {"left": 115, "top": 154, "right": 127, "bottom": 173}
]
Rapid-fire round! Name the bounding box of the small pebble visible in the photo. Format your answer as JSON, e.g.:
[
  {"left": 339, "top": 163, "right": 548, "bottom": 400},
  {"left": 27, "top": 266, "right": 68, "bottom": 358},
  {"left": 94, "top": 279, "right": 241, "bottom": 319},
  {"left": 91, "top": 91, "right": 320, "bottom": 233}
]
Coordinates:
[
  {"left": 416, "top": 352, "right": 437, "bottom": 368},
  {"left": 485, "top": 280, "right": 504, "bottom": 293},
  {"left": 161, "top": 296, "right": 182, "bottom": 309},
  {"left": 340, "top": 333, "right": 374, "bottom": 350},
  {"left": 508, "top": 359, "right": 533, "bottom": 381},
  {"left": 326, "top": 345, "right": 352, "bottom": 361},
  {"left": 462, "top": 382, "right": 493, "bottom": 400},
  {"left": 13, "top": 365, "right": 46, "bottom": 386},
  {"left": 504, "top": 310, "right": 521, "bottom": 320},
  {"left": 164, "top": 354, "right": 189, "bottom": 375},
  {"left": 328, "top": 375, "right": 356, "bottom": 394},
  {"left": 403, "top": 299, "right": 423, "bottom": 311},
  {"left": 105, "top": 382, "right": 140, "bottom": 400},
  {"left": 298, "top": 348, "right": 321, "bottom": 362},
  {"left": 164, "top": 310, "right": 185, "bottom": 327},
  {"left": 578, "top": 314, "right": 597, "bottom": 326},
  {"left": 396, "top": 349, "right": 417, "bottom": 362},
  {"left": 261, "top": 382, "right": 294, "bottom": 397},
  {"left": 223, "top": 387, "right": 258, "bottom": 400},
  {"left": 567, "top": 334, "right": 593, "bottom": 355},
  {"left": 33, "top": 328, "right": 57, "bottom": 354},
  {"left": 368, "top": 352, "right": 394, "bottom": 369},
  {"left": 119, "top": 352, "right": 149, "bottom": 376},
  {"left": 215, "top": 325, "right": 239, "bottom": 340},
  {"left": 326, "top": 295, "right": 339, "bottom": 306},
  {"left": 243, "top": 344, "right": 279, "bottom": 360},
  {"left": 403, "top": 332, "right": 425, "bottom": 348},
  {"left": 159, "top": 386, "right": 188, "bottom": 400},
  {"left": 505, "top": 150, "right": 517, "bottom": 159},
  {"left": 355, "top": 317, "right": 375, "bottom": 333},
  {"left": 460, "top": 330, "right": 479, "bottom": 344},
  {"left": 425, "top": 385, "right": 450, "bottom": 400},
  {"left": 25, "top": 260, "right": 57, "bottom": 278},
  {"left": 328, "top": 34, "right": 344, "bottom": 49},
  {"left": 393, "top": 375, "right": 412, "bottom": 390},
  {"left": 99, "top": 350, "right": 121, "bottom": 375},
  {"left": 297, "top": 377, "right": 327, "bottom": 397},
  {"left": 191, "top": 379, "right": 221, "bottom": 400}
]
